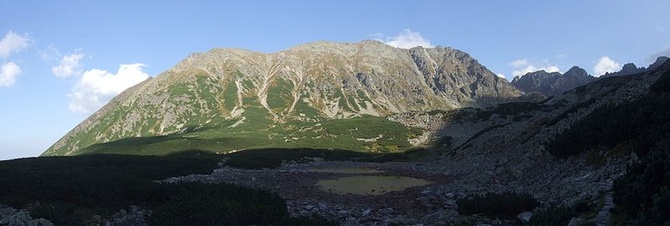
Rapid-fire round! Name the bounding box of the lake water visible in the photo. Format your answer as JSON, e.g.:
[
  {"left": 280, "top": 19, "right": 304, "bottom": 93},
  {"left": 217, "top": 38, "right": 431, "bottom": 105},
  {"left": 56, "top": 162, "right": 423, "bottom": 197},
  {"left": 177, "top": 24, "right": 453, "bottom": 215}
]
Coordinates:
[
  {"left": 309, "top": 168, "right": 385, "bottom": 174},
  {"left": 317, "top": 175, "right": 433, "bottom": 195}
]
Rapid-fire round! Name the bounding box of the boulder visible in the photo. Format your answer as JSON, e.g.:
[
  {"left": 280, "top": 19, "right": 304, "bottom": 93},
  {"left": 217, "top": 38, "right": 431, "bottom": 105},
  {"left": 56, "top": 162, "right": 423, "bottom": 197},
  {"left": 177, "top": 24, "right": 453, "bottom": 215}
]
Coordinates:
[{"left": 517, "top": 211, "right": 533, "bottom": 223}]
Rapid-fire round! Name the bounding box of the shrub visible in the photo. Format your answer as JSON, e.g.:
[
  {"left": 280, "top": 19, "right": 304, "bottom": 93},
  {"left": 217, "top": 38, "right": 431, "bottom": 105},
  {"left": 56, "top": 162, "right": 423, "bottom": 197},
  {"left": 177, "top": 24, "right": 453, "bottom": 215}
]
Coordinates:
[
  {"left": 525, "top": 206, "right": 575, "bottom": 226},
  {"left": 546, "top": 69, "right": 670, "bottom": 158},
  {"left": 456, "top": 192, "right": 539, "bottom": 219},
  {"left": 613, "top": 139, "right": 670, "bottom": 226},
  {"left": 147, "top": 183, "right": 288, "bottom": 226},
  {"left": 224, "top": 148, "right": 410, "bottom": 169}
]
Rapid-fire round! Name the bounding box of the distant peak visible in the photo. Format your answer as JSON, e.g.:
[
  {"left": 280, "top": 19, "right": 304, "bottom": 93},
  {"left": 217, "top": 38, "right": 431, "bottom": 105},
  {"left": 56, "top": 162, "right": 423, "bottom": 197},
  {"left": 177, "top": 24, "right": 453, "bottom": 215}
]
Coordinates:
[
  {"left": 564, "top": 66, "right": 589, "bottom": 77},
  {"left": 655, "top": 56, "right": 669, "bottom": 65},
  {"left": 621, "top": 63, "right": 639, "bottom": 71},
  {"left": 361, "top": 39, "right": 385, "bottom": 45},
  {"left": 648, "top": 56, "right": 670, "bottom": 70}
]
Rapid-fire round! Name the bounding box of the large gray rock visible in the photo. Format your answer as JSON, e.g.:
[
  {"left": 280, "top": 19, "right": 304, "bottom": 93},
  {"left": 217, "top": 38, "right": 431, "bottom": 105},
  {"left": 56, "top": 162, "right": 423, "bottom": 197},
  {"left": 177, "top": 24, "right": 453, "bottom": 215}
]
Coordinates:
[
  {"left": 26, "top": 218, "right": 54, "bottom": 226},
  {"left": 420, "top": 209, "right": 459, "bottom": 225},
  {"left": 517, "top": 211, "right": 533, "bottom": 223}
]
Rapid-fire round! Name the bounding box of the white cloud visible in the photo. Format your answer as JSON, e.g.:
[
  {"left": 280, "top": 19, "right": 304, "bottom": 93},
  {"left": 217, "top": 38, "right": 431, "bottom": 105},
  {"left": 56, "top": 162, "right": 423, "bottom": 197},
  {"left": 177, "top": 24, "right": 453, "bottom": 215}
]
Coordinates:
[
  {"left": 378, "top": 29, "right": 433, "bottom": 49},
  {"left": 68, "top": 63, "right": 149, "bottom": 114},
  {"left": 0, "top": 62, "right": 22, "bottom": 87},
  {"left": 495, "top": 73, "right": 506, "bottom": 78},
  {"left": 52, "top": 51, "right": 85, "bottom": 77},
  {"left": 0, "top": 31, "right": 31, "bottom": 58},
  {"left": 510, "top": 58, "right": 560, "bottom": 77},
  {"left": 512, "top": 65, "right": 560, "bottom": 77},
  {"left": 510, "top": 59, "right": 529, "bottom": 68},
  {"left": 593, "top": 56, "right": 621, "bottom": 76},
  {"left": 39, "top": 45, "right": 61, "bottom": 62}
]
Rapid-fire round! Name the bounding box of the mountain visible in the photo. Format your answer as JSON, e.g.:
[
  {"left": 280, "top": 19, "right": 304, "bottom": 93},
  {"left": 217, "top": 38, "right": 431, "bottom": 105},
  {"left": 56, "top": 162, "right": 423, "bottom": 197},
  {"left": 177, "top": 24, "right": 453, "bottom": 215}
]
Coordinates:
[
  {"left": 649, "top": 56, "right": 670, "bottom": 70},
  {"left": 511, "top": 66, "right": 597, "bottom": 96},
  {"left": 43, "top": 40, "right": 520, "bottom": 156},
  {"left": 386, "top": 59, "right": 670, "bottom": 224},
  {"left": 601, "top": 56, "right": 669, "bottom": 77}
]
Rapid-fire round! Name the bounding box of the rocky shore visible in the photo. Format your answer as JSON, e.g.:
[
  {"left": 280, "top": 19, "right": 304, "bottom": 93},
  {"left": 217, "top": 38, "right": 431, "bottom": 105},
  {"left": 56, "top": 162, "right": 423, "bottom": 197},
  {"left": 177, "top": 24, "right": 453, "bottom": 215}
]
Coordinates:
[
  {"left": 161, "top": 153, "right": 623, "bottom": 226},
  {"left": 162, "top": 159, "right": 463, "bottom": 225}
]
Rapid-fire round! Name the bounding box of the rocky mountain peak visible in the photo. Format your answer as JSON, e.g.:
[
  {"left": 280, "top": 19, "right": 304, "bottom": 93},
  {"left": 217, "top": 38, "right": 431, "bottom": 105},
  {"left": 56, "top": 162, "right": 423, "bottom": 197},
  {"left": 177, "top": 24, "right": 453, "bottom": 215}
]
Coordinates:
[
  {"left": 511, "top": 66, "right": 596, "bottom": 97},
  {"left": 564, "top": 66, "right": 589, "bottom": 77},
  {"left": 44, "top": 41, "right": 521, "bottom": 156},
  {"left": 649, "top": 56, "right": 670, "bottom": 70},
  {"left": 602, "top": 56, "right": 668, "bottom": 78},
  {"left": 621, "top": 63, "right": 638, "bottom": 72}
]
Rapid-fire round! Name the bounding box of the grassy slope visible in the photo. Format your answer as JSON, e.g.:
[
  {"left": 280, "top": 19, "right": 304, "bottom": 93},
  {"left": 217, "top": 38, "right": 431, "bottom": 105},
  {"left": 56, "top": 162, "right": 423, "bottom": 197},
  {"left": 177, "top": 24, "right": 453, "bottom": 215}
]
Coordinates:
[
  {"left": 80, "top": 113, "right": 423, "bottom": 156},
  {"left": 47, "top": 69, "right": 424, "bottom": 156}
]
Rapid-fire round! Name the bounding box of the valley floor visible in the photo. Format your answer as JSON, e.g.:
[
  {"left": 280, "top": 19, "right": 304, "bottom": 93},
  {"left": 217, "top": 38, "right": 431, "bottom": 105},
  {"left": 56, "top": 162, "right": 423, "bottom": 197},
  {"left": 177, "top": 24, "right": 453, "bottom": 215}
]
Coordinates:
[
  {"left": 163, "top": 160, "right": 460, "bottom": 225},
  {"left": 162, "top": 153, "right": 623, "bottom": 226}
]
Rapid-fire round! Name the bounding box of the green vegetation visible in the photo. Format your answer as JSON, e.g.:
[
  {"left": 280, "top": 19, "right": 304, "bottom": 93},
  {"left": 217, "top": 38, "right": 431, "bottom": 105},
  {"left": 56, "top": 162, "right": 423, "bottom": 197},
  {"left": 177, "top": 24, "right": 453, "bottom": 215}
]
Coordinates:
[
  {"left": 0, "top": 152, "right": 335, "bottom": 225},
  {"left": 266, "top": 78, "right": 294, "bottom": 111},
  {"left": 475, "top": 102, "right": 545, "bottom": 120},
  {"left": 526, "top": 199, "right": 597, "bottom": 226},
  {"left": 525, "top": 206, "right": 577, "bottom": 226},
  {"left": 223, "top": 147, "right": 412, "bottom": 169},
  {"left": 545, "top": 97, "right": 597, "bottom": 126},
  {"left": 223, "top": 81, "right": 238, "bottom": 111},
  {"left": 77, "top": 114, "right": 423, "bottom": 156},
  {"left": 454, "top": 124, "right": 509, "bottom": 150},
  {"left": 146, "top": 182, "right": 287, "bottom": 226},
  {"left": 456, "top": 192, "right": 539, "bottom": 220},
  {"left": 546, "top": 68, "right": 670, "bottom": 225},
  {"left": 545, "top": 70, "right": 670, "bottom": 158}
]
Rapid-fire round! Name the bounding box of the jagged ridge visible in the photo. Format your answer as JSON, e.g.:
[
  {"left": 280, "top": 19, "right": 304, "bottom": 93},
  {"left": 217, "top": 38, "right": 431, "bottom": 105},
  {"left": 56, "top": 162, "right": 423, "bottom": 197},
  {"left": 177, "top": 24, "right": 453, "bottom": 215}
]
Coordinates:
[{"left": 44, "top": 40, "right": 520, "bottom": 156}]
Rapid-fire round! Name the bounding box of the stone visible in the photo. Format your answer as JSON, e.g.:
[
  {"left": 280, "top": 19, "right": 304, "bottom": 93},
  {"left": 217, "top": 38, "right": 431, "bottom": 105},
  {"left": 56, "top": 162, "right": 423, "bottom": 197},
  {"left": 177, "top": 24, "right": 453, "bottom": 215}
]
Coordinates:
[
  {"left": 6, "top": 210, "right": 32, "bottom": 225},
  {"left": 443, "top": 199, "right": 458, "bottom": 210},
  {"left": 378, "top": 207, "right": 394, "bottom": 215},
  {"left": 361, "top": 208, "right": 372, "bottom": 216},
  {"left": 420, "top": 210, "right": 459, "bottom": 225},
  {"left": 492, "top": 219, "right": 503, "bottom": 225},
  {"left": 567, "top": 217, "right": 586, "bottom": 226},
  {"left": 517, "top": 211, "right": 533, "bottom": 223},
  {"left": 26, "top": 218, "right": 55, "bottom": 226},
  {"left": 0, "top": 206, "right": 17, "bottom": 217},
  {"left": 417, "top": 196, "right": 431, "bottom": 206},
  {"left": 340, "top": 217, "right": 359, "bottom": 226}
]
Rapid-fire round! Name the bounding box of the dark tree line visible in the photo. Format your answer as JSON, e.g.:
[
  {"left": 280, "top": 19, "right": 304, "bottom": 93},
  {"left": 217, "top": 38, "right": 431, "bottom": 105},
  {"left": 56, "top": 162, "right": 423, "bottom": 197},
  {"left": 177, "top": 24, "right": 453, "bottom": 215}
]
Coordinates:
[{"left": 546, "top": 68, "right": 670, "bottom": 225}]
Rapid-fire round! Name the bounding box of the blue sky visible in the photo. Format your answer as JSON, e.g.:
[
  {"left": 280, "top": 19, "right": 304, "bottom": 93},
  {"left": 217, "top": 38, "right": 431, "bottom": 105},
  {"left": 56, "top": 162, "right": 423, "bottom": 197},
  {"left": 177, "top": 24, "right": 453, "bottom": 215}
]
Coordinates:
[{"left": 1, "top": 0, "right": 669, "bottom": 160}]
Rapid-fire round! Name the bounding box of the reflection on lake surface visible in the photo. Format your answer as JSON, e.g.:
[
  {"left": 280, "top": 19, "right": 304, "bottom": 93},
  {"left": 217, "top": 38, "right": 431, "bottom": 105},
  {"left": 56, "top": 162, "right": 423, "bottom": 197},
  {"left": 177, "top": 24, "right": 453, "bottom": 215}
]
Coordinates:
[
  {"left": 317, "top": 175, "right": 432, "bottom": 195},
  {"left": 309, "top": 168, "right": 385, "bottom": 174}
]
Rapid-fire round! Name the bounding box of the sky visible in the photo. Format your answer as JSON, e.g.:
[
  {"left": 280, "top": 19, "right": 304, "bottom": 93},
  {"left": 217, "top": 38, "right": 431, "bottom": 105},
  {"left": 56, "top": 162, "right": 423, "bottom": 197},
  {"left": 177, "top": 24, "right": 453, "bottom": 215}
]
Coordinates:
[{"left": 1, "top": 0, "right": 669, "bottom": 160}]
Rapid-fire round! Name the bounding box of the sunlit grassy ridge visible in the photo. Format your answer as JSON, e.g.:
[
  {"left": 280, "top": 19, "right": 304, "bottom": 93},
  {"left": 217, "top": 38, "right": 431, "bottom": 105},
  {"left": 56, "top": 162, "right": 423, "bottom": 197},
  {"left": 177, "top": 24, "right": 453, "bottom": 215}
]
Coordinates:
[
  {"left": 45, "top": 41, "right": 521, "bottom": 156},
  {"left": 46, "top": 68, "right": 425, "bottom": 156},
  {"left": 80, "top": 112, "right": 422, "bottom": 155}
]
